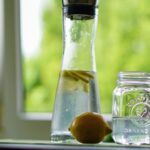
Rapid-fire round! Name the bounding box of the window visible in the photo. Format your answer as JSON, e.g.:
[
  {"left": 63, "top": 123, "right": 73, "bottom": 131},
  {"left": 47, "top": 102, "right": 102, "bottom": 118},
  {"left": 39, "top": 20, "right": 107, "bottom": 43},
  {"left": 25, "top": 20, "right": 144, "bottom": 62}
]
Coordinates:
[
  {"left": 1, "top": 0, "right": 150, "bottom": 140},
  {"left": 20, "top": 0, "right": 62, "bottom": 113},
  {"left": 20, "top": 0, "right": 150, "bottom": 114},
  {"left": 96, "top": 0, "right": 150, "bottom": 113}
]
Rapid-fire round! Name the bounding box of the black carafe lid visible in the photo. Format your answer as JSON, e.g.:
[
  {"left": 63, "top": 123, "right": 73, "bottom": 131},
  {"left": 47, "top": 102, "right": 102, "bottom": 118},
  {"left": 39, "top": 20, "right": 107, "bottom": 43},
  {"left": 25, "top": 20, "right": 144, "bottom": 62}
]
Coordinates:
[{"left": 62, "top": 0, "right": 99, "bottom": 19}]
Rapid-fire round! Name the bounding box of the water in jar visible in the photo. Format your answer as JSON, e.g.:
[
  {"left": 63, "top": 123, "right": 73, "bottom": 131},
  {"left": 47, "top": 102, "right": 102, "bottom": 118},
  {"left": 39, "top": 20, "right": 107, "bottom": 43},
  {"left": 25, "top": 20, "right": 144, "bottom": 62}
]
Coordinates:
[
  {"left": 113, "top": 117, "right": 150, "bottom": 145},
  {"left": 113, "top": 87, "right": 150, "bottom": 145}
]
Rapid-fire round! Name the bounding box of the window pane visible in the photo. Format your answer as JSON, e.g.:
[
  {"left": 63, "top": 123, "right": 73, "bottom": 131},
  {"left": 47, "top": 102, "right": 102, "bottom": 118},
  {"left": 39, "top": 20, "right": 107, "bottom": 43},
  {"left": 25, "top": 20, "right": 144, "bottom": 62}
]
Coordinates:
[
  {"left": 20, "top": 0, "right": 62, "bottom": 112},
  {"left": 96, "top": 0, "right": 150, "bottom": 113},
  {"left": 20, "top": 0, "right": 150, "bottom": 113}
]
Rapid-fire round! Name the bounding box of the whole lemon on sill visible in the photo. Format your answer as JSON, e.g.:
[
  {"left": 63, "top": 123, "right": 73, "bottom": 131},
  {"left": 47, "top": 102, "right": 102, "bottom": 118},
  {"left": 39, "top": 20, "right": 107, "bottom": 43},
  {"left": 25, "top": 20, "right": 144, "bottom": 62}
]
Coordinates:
[{"left": 68, "top": 112, "right": 112, "bottom": 144}]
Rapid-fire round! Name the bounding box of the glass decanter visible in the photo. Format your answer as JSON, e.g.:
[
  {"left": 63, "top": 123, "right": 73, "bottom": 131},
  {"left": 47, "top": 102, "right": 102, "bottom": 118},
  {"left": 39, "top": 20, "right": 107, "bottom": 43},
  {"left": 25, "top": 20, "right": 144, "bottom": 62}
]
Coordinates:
[{"left": 51, "top": 0, "right": 100, "bottom": 143}]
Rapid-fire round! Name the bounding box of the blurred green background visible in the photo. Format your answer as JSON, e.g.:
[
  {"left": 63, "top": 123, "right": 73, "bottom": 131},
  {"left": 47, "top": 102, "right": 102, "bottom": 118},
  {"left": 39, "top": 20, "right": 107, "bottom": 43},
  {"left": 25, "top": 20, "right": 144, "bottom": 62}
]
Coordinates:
[{"left": 22, "top": 0, "right": 150, "bottom": 113}]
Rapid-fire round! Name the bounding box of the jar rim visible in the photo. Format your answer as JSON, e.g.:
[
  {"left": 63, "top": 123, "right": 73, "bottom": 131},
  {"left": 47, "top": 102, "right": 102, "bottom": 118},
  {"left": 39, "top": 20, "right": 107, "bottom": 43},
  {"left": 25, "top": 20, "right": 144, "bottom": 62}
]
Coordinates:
[
  {"left": 118, "top": 71, "right": 150, "bottom": 85},
  {"left": 119, "top": 71, "right": 150, "bottom": 79}
]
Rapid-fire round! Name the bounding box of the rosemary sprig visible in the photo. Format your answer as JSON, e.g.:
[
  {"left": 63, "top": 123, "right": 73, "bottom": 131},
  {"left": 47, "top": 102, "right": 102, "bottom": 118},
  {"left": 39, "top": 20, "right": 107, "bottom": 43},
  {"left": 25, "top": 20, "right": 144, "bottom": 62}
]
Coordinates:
[{"left": 63, "top": 70, "right": 94, "bottom": 83}]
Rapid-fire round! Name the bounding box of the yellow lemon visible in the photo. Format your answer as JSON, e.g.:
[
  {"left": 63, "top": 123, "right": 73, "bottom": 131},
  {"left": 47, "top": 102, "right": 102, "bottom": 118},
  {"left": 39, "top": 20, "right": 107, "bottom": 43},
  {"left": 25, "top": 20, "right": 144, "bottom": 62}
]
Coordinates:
[{"left": 69, "top": 112, "right": 112, "bottom": 144}]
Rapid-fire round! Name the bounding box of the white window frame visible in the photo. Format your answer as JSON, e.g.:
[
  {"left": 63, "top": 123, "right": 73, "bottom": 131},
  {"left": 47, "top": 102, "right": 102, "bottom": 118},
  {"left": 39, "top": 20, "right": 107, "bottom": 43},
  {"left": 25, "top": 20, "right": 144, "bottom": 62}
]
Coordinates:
[
  {"left": 0, "top": 0, "right": 4, "bottom": 138},
  {"left": 1, "top": 0, "right": 51, "bottom": 140}
]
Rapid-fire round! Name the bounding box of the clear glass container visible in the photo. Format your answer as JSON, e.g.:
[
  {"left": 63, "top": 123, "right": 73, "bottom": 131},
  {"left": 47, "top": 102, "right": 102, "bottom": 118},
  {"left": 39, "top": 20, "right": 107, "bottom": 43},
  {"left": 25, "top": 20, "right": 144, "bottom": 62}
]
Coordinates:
[
  {"left": 112, "top": 72, "right": 150, "bottom": 145},
  {"left": 50, "top": 0, "right": 100, "bottom": 143}
]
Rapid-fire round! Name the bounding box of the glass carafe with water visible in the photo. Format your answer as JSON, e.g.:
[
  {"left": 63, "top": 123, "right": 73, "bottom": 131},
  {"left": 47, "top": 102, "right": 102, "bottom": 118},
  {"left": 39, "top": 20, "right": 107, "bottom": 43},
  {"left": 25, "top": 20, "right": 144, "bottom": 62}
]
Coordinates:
[{"left": 51, "top": 0, "right": 100, "bottom": 143}]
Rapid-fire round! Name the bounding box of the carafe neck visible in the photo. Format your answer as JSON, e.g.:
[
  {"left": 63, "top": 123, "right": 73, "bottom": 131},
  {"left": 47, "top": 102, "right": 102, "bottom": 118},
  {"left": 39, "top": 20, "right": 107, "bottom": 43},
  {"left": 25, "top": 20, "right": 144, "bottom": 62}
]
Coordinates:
[{"left": 62, "top": 8, "right": 98, "bottom": 71}]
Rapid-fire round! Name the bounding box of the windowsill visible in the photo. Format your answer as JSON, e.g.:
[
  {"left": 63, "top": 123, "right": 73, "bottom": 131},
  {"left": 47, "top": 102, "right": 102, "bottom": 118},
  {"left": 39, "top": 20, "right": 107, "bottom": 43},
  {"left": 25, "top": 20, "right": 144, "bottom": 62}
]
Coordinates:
[
  {"left": 18, "top": 113, "right": 112, "bottom": 122},
  {"left": 0, "top": 139, "right": 149, "bottom": 150},
  {"left": 18, "top": 112, "right": 52, "bottom": 121}
]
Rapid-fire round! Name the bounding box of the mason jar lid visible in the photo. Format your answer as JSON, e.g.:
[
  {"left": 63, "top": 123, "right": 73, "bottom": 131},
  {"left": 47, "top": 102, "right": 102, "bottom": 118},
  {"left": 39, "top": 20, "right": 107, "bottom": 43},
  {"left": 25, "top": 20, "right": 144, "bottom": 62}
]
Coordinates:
[{"left": 118, "top": 71, "right": 150, "bottom": 86}]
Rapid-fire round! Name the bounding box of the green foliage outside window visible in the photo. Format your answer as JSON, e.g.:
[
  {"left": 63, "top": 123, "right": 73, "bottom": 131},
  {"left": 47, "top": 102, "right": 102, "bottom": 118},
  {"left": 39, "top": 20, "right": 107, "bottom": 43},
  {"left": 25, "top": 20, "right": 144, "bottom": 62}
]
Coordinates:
[{"left": 23, "top": 0, "right": 150, "bottom": 113}]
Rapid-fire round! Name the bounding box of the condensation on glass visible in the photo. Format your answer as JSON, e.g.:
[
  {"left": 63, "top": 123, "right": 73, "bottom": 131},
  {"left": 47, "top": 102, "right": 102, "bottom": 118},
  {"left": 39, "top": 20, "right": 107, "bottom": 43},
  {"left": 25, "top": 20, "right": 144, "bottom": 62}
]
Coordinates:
[
  {"left": 112, "top": 72, "right": 150, "bottom": 145},
  {"left": 50, "top": 0, "right": 100, "bottom": 143}
]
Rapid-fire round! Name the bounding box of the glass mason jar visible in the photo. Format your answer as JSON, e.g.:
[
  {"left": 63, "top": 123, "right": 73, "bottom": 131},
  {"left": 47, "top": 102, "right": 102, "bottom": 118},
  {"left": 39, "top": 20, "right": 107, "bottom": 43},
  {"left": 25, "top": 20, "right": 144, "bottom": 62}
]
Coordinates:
[{"left": 112, "top": 72, "right": 150, "bottom": 145}]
